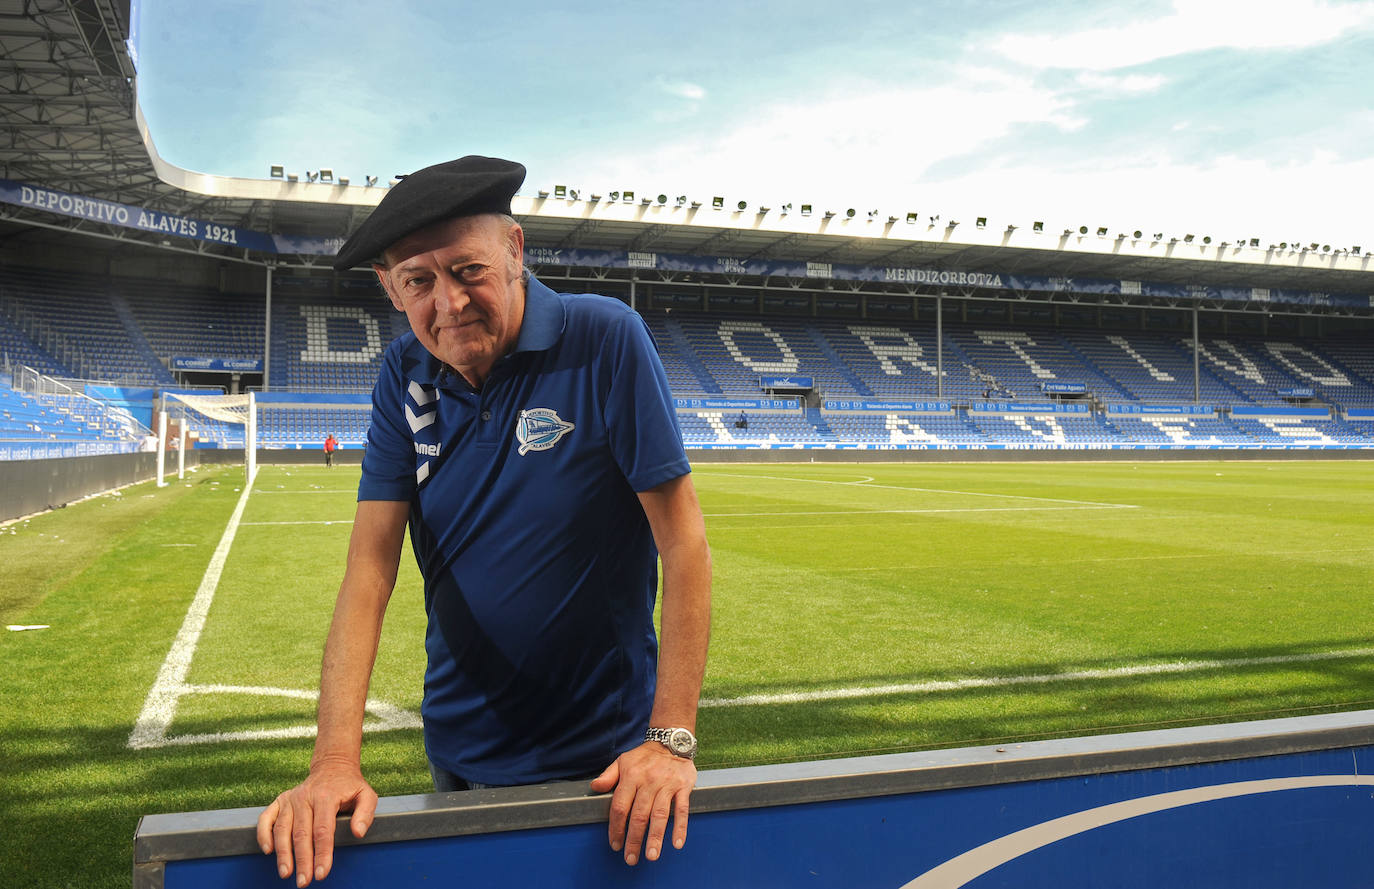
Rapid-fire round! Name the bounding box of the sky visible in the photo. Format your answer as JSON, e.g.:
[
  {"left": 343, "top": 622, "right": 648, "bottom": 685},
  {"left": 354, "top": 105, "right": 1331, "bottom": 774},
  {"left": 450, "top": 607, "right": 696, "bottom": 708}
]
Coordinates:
[{"left": 132, "top": 0, "right": 1374, "bottom": 248}]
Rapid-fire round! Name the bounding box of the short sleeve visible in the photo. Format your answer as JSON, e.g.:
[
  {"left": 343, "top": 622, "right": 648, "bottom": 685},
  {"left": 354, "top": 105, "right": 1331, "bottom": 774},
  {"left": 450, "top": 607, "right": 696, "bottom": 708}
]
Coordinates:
[
  {"left": 601, "top": 311, "right": 690, "bottom": 492},
  {"left": 357, "top": 342, "right": 417, "bottom": 502}
]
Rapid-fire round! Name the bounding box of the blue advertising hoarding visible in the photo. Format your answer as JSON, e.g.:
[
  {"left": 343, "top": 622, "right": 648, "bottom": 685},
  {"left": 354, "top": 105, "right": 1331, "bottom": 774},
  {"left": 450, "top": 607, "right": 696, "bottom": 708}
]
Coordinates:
[{"left": 135, "top": 710, "right": 1374, "bottom": 889}]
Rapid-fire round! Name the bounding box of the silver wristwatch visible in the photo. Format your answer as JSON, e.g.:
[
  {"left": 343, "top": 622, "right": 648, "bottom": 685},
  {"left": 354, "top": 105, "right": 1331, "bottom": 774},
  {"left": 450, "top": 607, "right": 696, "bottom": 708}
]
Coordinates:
[{"left": 645, "top": 726, "right": 697, "bottom": 760}]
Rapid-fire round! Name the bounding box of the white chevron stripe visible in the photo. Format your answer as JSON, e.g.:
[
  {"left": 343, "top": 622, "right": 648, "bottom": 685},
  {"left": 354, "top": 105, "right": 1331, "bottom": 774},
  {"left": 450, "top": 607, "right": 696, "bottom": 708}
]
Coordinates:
[
  {"left": 407, "top": 380, "right": 437, "bottom": 405},
  {"left": 416, "top": 461, "right": 430, "bottom": 485},
  {"left": 406, "top": 403, "right": 437, "bottom": 433}
]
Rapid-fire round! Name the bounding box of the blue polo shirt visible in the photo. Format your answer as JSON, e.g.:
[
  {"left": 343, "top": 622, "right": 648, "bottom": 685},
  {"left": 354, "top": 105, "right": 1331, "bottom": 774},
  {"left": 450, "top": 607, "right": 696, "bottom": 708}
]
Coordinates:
[{"left": 359, "top": 276, "right": 690, "bottom": 785}]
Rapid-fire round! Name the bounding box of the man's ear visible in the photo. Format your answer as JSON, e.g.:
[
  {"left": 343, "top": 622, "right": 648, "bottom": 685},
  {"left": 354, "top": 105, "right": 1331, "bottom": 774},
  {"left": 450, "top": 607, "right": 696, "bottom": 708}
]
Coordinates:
[
  {"left": 505, "top": 223, "right": 525, "bottom": 276},
  {"left": 373, "top": 264, "right": 404, "bottom": 311}
]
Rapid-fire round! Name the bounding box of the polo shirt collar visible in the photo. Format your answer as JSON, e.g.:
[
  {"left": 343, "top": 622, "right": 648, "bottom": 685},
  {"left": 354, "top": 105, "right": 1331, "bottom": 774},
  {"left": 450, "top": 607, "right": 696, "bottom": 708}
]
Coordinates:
[{"left": 511, "top": 275, "right": 565, "bottom": 354}]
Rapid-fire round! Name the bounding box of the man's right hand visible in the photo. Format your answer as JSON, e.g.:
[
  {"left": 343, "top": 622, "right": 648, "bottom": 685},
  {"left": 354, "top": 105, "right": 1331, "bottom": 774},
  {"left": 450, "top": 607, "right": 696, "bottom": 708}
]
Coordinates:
[{"left": 256, "top": 762, "right": 378, "bottom": 887}]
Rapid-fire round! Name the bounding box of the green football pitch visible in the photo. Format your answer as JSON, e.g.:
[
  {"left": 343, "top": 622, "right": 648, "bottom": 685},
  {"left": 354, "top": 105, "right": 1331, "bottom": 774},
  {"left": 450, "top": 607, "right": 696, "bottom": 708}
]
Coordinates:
[{"left": 2, "top": 459, "right": 1372, "bottom": 887}]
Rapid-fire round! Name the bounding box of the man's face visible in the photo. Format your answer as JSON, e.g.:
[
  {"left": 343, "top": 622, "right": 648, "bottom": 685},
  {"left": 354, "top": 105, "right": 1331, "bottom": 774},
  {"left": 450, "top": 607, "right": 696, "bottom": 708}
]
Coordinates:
[{"left": 374, "top": 214, "right": 526, "bottom": 386}]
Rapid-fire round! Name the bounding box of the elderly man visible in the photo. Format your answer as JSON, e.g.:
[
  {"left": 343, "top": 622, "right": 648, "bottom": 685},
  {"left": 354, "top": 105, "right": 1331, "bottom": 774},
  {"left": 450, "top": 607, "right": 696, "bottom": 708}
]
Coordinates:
[{"left": 257, "top": 156, "right": 711, "bottom": 886}]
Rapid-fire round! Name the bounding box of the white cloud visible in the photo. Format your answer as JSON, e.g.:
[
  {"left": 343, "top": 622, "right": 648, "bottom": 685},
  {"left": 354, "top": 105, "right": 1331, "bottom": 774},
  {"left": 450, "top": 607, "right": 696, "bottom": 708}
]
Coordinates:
[
  {"left": 569, "top": 70, "right": 1082, "bottom": 203},
  {"left": 990, "top": 0, "right": 1374, "bottom": 71},
  {"left": 657, "top": 78, "right": 707, "bottom": 102},
  {"left": 1076, "top": 72, "right": 1167, "bottom": 94}
]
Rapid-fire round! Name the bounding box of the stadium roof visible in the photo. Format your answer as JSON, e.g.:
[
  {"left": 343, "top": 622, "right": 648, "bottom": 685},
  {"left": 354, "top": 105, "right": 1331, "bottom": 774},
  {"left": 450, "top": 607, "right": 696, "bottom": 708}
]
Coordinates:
[{"left": 1, "top": 0, "right": 1371, "bottom": 316}]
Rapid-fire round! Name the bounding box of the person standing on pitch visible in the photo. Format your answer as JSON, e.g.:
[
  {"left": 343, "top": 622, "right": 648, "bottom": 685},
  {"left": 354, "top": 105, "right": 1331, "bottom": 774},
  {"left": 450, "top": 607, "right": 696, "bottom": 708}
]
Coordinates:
[
  {"left": 257, "top": 156, "right": 711, "bottom": 886},
  {"left": 322, "top": 433, "right": 337, "bottom": 468}
]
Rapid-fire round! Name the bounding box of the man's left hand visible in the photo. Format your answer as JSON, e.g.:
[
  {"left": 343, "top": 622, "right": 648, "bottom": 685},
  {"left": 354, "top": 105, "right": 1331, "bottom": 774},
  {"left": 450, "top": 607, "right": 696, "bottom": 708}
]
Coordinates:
[{"left": 590, "top": 741, "right": 696, "bottom": 866}]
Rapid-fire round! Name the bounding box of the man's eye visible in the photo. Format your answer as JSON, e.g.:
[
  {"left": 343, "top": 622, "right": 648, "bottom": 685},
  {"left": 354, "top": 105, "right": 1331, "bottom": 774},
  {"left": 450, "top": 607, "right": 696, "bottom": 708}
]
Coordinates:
[{"left": 458, "top": 264, "right": 487, "bottom": 283}]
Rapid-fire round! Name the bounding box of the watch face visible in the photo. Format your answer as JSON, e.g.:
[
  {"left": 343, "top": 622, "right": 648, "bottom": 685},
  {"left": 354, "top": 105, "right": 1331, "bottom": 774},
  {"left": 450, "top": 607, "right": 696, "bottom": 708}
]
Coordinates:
[{"left": 669, "top": 728, "right": 695, "bottom": 755}]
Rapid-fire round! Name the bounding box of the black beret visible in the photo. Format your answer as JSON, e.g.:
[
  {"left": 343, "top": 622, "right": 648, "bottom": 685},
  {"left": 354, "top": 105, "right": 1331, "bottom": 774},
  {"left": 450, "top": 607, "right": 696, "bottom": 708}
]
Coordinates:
[{"left": 332, "top": 155, "right": 526, "bottom": 270}]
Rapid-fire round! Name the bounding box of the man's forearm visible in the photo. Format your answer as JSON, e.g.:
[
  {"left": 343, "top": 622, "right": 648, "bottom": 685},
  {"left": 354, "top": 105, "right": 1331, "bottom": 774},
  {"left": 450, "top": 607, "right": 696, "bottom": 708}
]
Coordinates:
[
  {"left": 648, "top": 537, "right": 712, "bottom": 730},
  {"left": 310, "top": 580, "right": 391, "bottom": 769}
]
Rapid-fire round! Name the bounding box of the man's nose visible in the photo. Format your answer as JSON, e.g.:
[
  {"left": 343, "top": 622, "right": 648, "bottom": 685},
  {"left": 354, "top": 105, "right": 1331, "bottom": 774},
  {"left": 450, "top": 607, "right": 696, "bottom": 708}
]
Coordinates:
[{"left": 433, "top": 275, "right": 469, "bottom": 314}]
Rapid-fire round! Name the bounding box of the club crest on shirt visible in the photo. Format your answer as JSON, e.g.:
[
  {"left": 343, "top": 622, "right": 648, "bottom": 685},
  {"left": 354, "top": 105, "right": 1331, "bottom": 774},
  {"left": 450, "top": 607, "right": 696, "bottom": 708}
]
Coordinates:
[{"left": 516, "top": 408, "right": 575, "bottom": 456}]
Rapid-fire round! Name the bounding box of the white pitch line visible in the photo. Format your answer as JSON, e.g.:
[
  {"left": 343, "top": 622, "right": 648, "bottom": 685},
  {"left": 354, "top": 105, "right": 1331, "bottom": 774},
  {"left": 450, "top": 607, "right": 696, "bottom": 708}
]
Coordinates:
[
  {"left": 143, "top": 684, "right": 421, "bottom": 748},
  {"left": 704, "top": 505, "right": 1131, "bottom": 519},
  {"left": 698, "top": 471, "right": 1138, "bottom": 509},
  {"left": 699, "top": 647, "right": 1374, "bottom": 708},
  {"left": 239, "top": 520, "right": 355, "bottom": 526},
  {"left": 128, "top": 467, "right": 258, "bottom": 750}
]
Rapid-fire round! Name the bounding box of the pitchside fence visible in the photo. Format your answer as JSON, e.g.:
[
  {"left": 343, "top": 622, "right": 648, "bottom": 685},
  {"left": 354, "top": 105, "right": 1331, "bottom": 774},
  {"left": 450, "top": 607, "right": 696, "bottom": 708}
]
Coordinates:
[{"left": 135, "top": 710, "right": 1374, "bottom": 888}]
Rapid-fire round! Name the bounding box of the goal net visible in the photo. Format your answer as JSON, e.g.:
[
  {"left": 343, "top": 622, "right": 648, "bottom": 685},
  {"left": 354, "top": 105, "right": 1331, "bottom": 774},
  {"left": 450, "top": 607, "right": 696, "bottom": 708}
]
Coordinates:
[{"left": 161, "top": 391, "right": 257, "bottom": 484}]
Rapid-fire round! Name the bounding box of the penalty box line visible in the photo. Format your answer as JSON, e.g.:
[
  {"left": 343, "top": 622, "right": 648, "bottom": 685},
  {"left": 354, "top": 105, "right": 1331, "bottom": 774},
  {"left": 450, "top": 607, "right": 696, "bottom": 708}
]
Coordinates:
[
  {"left": 128, "top": 467, "right": 259, "bottom": 750},
  {"left": 700, "top": 647, "right": 1374, "bottom": 709}
]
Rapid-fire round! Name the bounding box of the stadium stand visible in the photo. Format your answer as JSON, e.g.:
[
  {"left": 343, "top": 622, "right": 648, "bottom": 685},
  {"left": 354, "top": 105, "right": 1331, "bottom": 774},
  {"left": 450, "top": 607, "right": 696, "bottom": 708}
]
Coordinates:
[{"left": 2, "top": 273, "right": 1373, "bottom": 452}]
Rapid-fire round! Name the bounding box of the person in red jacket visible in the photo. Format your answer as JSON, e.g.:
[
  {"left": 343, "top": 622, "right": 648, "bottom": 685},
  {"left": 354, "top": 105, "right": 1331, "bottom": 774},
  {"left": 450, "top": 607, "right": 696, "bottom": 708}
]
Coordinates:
[{"left": 323, "top": 433, "right": 337, "bottom": 468}]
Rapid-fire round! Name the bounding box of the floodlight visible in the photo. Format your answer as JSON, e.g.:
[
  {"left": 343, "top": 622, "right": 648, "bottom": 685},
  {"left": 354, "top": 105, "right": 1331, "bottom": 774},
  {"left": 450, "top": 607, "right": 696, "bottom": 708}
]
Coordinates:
[
  {"left": 641, "top": 196, "right": 652, "bottom": 205},
  {"left": 758, "top": 206, "right": 770, "bottom": 215},
  {"left": 824, "top": 210, "right": 836, "bottom": 219},
  {"left": 1310, "top": 242, "right": 1319, "bottom": 250},
  {"left": 609, "top": 191, "right": 620, "bottom": 202},
  {"left": 388, "top": 179, "right": 400, "bottom": 187},
  {"left": 1096, "top": 226, "right": 1108, "bottom": 237},
  {"left": 269, "top": 164, "right": 284, "bottom": 179},
  {"left": 589, "top": 193, "right": 602, "bottom": 202},
  {"left": 657, "top": 194, "right": 668, "bottom": 205},
  {"left": 868, "top": 209, "right": 880, "bottom": 219},
  {"left": 1005, "top": 224, "right": 1017, "bottom": 234},
  {"left": 780, "top": 202, "right": 792, "bottom": 213},
  {"left": 365, "top": 175, "right": 378, "bottom": 187},
  {"left": 537, "top": 189, "right": 550, "bottom": 198},
  {"left": 845, "top": 208, "right": 856, "bottom": 218},
  {"left": 907, "top": 212, "right": 919, "bottom": 224},
  {"left": 676, "top": 195, "right": 687, "bottom": 206},
  {"left": 889, "top": 215, "right": 900, "bottom": 223},
  {"left": 800, "top": 203, "right": 812, "bottom": 216},
  {"left": 1078, "top": 225, "right": 1088, "bottom": 235},
  {"left": 554, "top": 185, "right": 567, "bottom": 199},
  {"left": 1183, "top": 234, "right": 1194, "bottom": 243},
  {"left": 1153, "top": 232, "right": 1163, "bottom": 240},
  {"left": 306, "top": 171, "right": 319, "bottom": 183},
  {"left": 1279, "top": 242, "right": 1288, "bottom": 249},
  {"left": 337, "top": 177, "right": 349, "bottom": 186},
  {"left": 318, "top": 169, "right": 333, "bottom": 183},
  {"left": 1202, "top": 236, "right": 1212, "bottom": 244},
  {"left": 712, "top": 196, "right": 724, "bottom": 210},
  {"left": 286, "top": 173, "right": 299, "bottom": 182},
  {"left": 1249, "top": 238, "right": 1260, "bottom": 247},
  {"left": 1353, "top": 246, "right": 1362, "bottom": 254},
  {"left": 976, "top": 217, "right": 987, "bottom": 229},
  {"left": 1322, "top": 244, "right": 1331, "bottom": 252},
  {"left": 622, "top": 191, "right": 634, "bottom": 203},
  {"left": 568, "top": 189, "right": 580, "bottom": 200},
  {"left": 1133, "top": 230, "right": 1143, "bottom": 239},
  {"left": 737, "top": 200, "right": 748, "bottom": 211},
  {"left": 947, "top": 220, "right": 959, "bottom": 229},
  {"left": 690, "top": 200, "right": 701, "bottom": 208},
  {"left": 1032, "top": 221, "right": 1044, "bottom": 232}
]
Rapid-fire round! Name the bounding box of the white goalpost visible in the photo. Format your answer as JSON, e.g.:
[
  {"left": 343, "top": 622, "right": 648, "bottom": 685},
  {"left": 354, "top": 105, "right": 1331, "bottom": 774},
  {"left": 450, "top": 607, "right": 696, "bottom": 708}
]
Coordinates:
[{"left": 160, "top": 392, "right": 258, "bottom": 486}]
